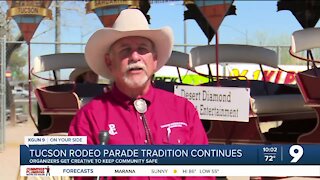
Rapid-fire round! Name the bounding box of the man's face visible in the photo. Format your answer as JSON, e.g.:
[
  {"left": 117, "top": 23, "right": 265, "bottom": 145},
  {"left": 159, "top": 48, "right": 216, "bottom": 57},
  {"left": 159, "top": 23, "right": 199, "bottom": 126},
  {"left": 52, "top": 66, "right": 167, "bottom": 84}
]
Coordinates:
[{"left": 105, "top": 36, "right": 157, "bottom": 89}]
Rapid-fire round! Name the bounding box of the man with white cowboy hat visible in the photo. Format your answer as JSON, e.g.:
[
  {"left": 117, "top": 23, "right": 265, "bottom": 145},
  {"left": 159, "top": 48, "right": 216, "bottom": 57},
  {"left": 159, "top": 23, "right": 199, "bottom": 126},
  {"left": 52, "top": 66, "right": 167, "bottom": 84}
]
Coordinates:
[{"left": 69, "top": 8, "right": 212, "bottom": 180}]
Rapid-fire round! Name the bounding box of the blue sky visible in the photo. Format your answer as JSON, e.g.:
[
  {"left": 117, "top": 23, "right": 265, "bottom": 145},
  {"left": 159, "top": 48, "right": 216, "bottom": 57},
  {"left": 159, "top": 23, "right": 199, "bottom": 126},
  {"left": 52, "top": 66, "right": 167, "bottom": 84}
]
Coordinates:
[
  {"left": 147, "top": 1, "right": 306, "bottom": 47},
  {"left": 4, "top": 1, "right": 308, "bottom": 52},
  {"left": 26, "top": 1, "right": 311, "bottom": 53},
  {"left": 2, "top": 1, "right": 317, "bottom": 78}
]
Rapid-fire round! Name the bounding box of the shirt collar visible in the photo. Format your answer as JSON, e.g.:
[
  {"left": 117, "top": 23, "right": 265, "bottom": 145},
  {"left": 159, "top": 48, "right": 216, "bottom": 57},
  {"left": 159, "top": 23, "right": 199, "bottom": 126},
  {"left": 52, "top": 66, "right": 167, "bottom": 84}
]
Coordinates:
[{"left": 110, "top": 84, "right": 155, "bottom": 108}]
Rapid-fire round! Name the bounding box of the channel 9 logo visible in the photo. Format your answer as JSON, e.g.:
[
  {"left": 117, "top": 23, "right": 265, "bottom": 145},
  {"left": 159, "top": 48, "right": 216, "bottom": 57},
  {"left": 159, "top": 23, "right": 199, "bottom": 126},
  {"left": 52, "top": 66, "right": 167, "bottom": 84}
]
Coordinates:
[{"left": 289, "top": 145, "right": 304, "bottom": 163}]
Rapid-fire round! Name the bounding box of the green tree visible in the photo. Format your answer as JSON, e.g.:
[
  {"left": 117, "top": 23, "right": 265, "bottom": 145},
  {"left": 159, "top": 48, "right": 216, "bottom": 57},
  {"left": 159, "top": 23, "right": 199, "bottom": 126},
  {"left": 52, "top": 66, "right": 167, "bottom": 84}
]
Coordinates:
[{"left": 8, "top": 46, "right": 27, "bottom": 81}]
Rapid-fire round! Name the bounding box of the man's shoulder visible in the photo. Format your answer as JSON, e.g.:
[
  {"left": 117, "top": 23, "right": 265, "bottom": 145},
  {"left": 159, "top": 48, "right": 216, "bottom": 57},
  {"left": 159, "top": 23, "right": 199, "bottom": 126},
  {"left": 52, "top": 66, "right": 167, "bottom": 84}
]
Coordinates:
[
  {"left": 79, "top": 93, "right": 110, "bottom": 111},
  {"left": 153, "top": 87, "right": 189, "bottom": 102},
  {"left": 153, "top": 87, "right": 197, "bottom": 114},
  {"left": 154, "top": 87, "right": 176, "bottom": 96}
]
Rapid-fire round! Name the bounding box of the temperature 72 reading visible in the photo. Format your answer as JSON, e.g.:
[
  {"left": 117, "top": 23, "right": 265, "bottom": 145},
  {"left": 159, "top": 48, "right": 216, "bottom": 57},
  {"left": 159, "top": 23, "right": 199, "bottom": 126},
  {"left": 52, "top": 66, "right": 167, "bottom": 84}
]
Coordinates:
[{"left": 264, "top": 155, "right": 276, "bottom": 162}]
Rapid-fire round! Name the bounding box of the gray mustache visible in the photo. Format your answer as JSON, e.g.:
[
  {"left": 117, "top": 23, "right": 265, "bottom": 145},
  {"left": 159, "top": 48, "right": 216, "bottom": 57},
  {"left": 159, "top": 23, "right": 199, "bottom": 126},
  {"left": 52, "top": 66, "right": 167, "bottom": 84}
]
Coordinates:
[{"left": 127, "top": 63, "right": 147, "bottom": 71}]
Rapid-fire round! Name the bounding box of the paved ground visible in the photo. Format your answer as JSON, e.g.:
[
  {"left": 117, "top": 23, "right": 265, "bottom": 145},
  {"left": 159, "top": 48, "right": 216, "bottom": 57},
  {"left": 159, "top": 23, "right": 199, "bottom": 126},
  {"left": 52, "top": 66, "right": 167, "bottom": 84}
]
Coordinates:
[{"left": 0, "top": 120, "right": 37, "bottom": 180}]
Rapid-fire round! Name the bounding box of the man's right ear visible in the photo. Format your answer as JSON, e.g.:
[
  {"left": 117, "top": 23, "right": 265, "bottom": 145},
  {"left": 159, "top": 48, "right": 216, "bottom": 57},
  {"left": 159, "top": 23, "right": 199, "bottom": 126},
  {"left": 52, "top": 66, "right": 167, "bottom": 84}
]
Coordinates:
[{"left": 104, "top": 53, "right": 111, "bottom": 68}]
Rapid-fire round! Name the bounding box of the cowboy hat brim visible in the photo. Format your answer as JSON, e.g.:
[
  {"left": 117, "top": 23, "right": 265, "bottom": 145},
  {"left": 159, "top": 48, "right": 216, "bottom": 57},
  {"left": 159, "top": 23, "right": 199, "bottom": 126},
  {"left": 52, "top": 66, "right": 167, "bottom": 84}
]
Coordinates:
[{"left": 85, "top": 27, "right": 173, "bottom": 79}]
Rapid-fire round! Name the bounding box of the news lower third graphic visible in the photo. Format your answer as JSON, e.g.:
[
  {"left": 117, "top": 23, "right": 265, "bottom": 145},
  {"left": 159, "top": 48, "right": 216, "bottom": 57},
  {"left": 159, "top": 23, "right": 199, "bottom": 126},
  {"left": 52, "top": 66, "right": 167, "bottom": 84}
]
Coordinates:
[{"left": 20, "top": 136, "right": 320, "bottom": 177}]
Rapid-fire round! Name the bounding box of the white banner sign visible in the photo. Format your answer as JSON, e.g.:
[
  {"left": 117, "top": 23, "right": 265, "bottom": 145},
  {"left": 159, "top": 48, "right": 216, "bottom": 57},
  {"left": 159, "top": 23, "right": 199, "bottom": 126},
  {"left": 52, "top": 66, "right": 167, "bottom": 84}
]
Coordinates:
[{"left": 174, "top": 85, "right": 250, "bottom": 122}]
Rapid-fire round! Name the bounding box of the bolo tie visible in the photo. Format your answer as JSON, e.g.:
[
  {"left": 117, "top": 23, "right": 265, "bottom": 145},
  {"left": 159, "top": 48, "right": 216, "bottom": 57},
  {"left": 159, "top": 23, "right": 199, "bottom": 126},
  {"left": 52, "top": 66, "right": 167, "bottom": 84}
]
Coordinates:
[{"left": 133, "top": 99, "right": 154, "bottom": 144}]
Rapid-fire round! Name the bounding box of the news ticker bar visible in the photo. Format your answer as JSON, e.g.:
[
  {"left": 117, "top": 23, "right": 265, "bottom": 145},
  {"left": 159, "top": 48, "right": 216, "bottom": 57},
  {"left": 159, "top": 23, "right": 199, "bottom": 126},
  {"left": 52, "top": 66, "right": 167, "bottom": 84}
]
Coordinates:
[
  {"left": 20, "top": 165, "right": 320, "bottom": 177},
  {"left": 21, "top": 144, "right": 320, "bottom": 165}
]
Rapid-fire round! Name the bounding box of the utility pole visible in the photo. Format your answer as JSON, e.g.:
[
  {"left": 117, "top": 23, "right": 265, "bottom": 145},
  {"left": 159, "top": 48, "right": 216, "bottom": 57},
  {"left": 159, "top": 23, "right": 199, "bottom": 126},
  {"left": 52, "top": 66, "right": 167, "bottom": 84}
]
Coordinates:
[
  {"left": 55, "top": 0, "right": 61, "bottom": 54},
  {"left": 183, "top": 4, "right": 187, "bottom": 53},
  {"left": 54, "top": 0, "right": 61, "bottom": 81}
]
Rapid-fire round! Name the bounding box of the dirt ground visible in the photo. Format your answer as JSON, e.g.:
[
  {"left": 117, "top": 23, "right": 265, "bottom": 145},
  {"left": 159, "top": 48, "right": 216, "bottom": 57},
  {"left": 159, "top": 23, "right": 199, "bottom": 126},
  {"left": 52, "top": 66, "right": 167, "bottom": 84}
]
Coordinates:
[{"left": 0, "top": 120, "right": 37, "bottom": 180}]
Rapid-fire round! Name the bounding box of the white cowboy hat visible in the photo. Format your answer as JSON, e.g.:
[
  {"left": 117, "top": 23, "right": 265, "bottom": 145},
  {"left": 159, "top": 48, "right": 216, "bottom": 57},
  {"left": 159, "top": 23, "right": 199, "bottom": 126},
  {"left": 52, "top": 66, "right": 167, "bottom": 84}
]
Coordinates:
[
  {"left": 69, "top": 68, "right": 91, "bottom": 81},
  {"left": 85, "top": 9, "right": 174, "bottom": 79}
]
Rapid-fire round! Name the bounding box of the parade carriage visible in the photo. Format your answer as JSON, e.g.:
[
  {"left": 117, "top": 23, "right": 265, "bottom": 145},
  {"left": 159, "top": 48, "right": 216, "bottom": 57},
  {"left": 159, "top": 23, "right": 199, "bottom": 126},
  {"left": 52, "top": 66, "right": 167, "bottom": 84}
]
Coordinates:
[
  {"left": 31, "top": 53, "right": 107, "bottom": 136},
  {"left": 154, "top": 44, "right": 318, "bottom": 145},
  {"left": 291, "top": 27, "right": 320, "bottom": 144},
  {"left": 188, "top": 44, "right": 317, "bottom": 144}
]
